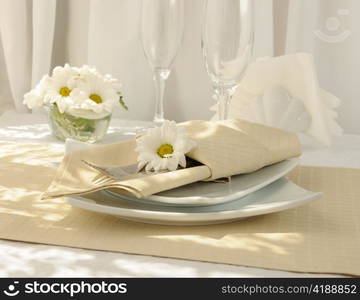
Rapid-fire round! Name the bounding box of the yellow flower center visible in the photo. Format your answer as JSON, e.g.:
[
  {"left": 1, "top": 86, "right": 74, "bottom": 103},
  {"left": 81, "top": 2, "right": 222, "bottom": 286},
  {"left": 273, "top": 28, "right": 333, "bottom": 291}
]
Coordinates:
[
  {"left": 59, "top": 87, "right": 71, "bottom": 97},
  {"left": 89, "top": 93, "right": 103, "bottom": 104},
  {"left": 157, "top": 144, "right": 174, "bottom": 158}
]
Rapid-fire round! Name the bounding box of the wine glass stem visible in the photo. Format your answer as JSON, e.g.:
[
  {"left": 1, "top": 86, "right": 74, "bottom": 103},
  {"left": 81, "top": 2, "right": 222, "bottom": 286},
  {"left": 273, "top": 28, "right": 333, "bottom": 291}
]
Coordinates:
[
  {"left": 153, "top": 69, "right": 170, "bottom": 124},
  {"left": 218, "top": 87, "right": 232, "bottom": 120}
]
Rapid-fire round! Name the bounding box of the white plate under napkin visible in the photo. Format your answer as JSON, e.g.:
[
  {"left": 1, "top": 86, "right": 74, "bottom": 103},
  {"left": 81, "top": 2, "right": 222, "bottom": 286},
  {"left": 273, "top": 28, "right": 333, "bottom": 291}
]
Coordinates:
[
  {"left": 107, "top": 158, "right": 299, "bottom": 206},
  {"left": 66, "top": 177, "right": 321, "bottom": 226}
]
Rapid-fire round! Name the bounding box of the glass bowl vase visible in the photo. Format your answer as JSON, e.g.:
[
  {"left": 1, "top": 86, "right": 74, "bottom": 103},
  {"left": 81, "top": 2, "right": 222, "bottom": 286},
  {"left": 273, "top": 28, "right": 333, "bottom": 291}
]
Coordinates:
[{"left": 48, "top": 104, "right": 112, "bottom": 143}]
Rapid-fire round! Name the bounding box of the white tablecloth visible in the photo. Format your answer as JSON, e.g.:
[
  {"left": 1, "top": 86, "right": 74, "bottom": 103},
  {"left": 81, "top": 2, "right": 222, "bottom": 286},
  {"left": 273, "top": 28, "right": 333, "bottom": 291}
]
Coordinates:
[{"left": 1, "top": 111, "right": 358, "bottom": 277}]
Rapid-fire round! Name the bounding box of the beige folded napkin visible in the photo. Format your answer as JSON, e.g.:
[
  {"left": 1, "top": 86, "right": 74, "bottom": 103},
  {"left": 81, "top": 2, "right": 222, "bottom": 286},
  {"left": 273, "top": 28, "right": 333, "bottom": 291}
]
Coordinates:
[{"left": 43, "top": 119, "right": 301, "bottom": 199}]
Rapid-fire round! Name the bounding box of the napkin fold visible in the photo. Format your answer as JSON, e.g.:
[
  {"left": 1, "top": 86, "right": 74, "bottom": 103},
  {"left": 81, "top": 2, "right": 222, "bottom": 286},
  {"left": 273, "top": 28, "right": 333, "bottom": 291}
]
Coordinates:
[
  {"left": 43, "top": 119, "right": 301, "bottom": 199},
  {"left": 222, "top": 53, "right": 343, "bottom": 146}
]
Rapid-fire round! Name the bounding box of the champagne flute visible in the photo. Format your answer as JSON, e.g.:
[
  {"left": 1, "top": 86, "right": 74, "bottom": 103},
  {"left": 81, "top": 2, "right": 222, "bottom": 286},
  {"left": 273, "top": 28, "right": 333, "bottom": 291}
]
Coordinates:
[
  {"left": 141, "top": 0, "right": 184, "bottom": 125},
  {"left": 202, "top": 0, "right": 254, "bottom": 120}
]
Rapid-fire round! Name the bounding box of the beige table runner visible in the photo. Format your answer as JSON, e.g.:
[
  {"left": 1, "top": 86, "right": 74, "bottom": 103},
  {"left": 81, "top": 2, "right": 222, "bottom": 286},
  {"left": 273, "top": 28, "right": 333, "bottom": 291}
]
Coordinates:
[{"left": 0, "top": 142, "right": 359, "bottom": 276}]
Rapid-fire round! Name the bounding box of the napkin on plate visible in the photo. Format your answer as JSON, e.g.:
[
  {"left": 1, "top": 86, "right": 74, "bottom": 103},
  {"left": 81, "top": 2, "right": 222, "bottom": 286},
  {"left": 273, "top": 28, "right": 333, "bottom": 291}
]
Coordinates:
[{"left": 42, "top": 119, "right": 301, "bottom": 199}]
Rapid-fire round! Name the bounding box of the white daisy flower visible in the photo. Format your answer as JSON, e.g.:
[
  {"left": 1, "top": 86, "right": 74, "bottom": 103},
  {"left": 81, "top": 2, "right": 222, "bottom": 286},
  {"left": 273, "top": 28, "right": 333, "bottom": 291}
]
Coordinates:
[
  {"left": 42, "top": 63, "right": 78, "bottom": 113},
  {"left": 23, "top": 64, "right": 127, "bottom": 116},
  {"left": 135, "top": 120, "right": 197, "bottom": 172},
  {"left": 23, "top": 75, "right": 49, "bottom": 109},
  {"left": 75, "top": 65, "right": 122, "bottom": 91},
  {"left": 74, "top": 65, "right": 100, "bottom": 78},
  {"left": 70, "top": 72, "right": 118, "bottom": 114}
]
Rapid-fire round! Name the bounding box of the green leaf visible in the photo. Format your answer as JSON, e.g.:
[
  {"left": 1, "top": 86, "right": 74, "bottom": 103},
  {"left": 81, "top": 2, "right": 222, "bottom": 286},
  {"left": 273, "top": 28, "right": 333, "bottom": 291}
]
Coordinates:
[{"left": 118, "top": 93, "right": 128, "bottom": 111}]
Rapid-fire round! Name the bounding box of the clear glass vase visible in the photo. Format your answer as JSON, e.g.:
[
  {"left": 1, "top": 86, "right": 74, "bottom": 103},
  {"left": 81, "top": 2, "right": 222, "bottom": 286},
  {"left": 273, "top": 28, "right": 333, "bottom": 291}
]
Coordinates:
[{"left": 48, "top": 104, "right": 111, "bottom": 143}]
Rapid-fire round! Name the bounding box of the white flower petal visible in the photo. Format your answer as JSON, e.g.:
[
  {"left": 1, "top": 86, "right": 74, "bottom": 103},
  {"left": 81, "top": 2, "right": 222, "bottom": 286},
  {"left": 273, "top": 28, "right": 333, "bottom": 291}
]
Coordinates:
[
  {"left": 167, "top": 158, "right": 179, "bottom": 171},
  {"left": 178, "top": 155, "right": 187, "bottom": 168},
  {"left": 23, "top": 64, "right": 123, "bottom": 115},
  {"left": 134, "top": 120, "right": 197, "bottom": 172}
]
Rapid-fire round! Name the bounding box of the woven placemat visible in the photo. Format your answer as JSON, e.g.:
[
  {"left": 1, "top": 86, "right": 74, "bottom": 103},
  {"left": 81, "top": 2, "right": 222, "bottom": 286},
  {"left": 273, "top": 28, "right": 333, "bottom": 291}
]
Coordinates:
[{"left": 0, "top": 142, "right": 359, "bottom": 276}]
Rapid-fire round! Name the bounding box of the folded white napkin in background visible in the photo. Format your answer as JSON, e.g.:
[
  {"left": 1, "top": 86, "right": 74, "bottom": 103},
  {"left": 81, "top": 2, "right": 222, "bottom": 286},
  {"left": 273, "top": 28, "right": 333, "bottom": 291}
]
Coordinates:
[{"left": 212, "top": 53, "right": 343, "bottom": 146}]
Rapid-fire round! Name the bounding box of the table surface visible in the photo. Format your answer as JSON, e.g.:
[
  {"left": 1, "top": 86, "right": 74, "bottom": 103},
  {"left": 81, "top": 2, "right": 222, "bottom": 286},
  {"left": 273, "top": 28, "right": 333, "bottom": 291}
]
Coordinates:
[{"left": 0, "top": 110, "right": 359, "bottom": 277}]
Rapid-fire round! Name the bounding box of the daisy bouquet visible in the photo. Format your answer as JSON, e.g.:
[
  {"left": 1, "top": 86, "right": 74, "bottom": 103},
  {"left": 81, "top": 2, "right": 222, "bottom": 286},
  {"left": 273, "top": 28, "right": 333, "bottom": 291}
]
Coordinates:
[{"left": 23, "top": 64, "right": 127, "bottom": 143}]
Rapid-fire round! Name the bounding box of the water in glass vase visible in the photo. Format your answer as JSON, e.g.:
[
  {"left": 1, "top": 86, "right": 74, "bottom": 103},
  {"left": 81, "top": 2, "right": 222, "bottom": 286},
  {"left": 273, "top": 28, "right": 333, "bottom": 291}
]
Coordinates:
[{"left": 48, "top": 104, "right": 111, "bottom": 143}]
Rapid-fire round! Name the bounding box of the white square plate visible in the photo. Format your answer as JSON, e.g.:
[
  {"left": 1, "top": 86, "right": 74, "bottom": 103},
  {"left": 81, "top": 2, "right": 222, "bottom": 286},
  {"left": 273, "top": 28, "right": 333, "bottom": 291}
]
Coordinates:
[{"left": 66, "top": 177, "right": 321, "bottom": 226}]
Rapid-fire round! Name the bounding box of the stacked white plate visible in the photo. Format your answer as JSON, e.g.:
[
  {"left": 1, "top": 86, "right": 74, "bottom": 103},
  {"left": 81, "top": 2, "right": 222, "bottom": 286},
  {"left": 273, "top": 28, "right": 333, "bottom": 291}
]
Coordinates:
[{"left": 66, "top": 157, "right": 322, "bottom": 225}]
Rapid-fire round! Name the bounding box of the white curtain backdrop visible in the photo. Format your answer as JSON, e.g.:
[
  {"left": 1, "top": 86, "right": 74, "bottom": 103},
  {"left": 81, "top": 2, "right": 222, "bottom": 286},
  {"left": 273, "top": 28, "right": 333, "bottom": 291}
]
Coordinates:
[
  {"left": 0, "top": 0, "right": 273, "bottom": 122},
  {"left": 1, "top": 0, "right": 359, "bottom": 133},
  {"left": 286, "top": 0, "right": 360, "bottom": 134}
]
